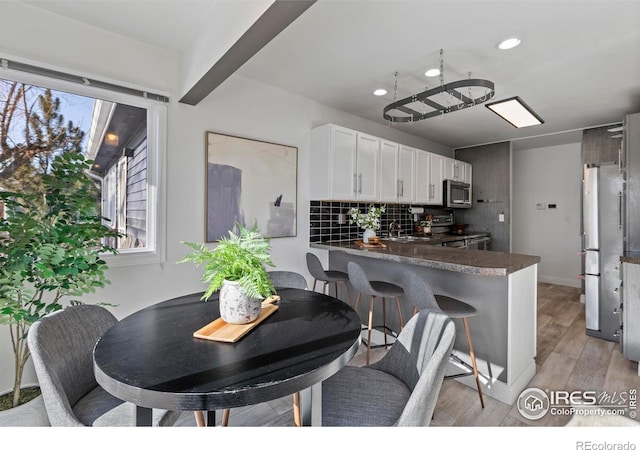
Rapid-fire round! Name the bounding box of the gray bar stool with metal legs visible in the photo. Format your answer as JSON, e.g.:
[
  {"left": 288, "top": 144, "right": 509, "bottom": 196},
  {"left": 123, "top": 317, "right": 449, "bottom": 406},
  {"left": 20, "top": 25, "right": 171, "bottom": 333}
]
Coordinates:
[
  {"left": 402, "top": 271, "right": 485, "bottom": 408},
  {"left": 347, "top": 261, "right": 405, "bottom": 365},
  {"left": 306, "top": 253, "right": 352, "bottom": 305}
]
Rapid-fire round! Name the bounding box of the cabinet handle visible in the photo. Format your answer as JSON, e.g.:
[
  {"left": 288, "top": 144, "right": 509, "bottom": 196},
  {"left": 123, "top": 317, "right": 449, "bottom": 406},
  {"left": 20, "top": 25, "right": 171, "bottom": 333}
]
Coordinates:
[
  {"left": 353, "top": 174, "right": 357, "bottom": 195},
  {"left": 619, "top": 192, "right": 623, "bottom": 230},
  {"left": 358, "top": 173, "right": 362, "bottom": 194},
  {"left": 429, "top": 183, "right": 434, "bottom": 199},
  {"left": 400, "top": 179, "right": 404, "bottom": 196},
  {"left": 619, "top": 143, "right": 623, "bottom": 173}
]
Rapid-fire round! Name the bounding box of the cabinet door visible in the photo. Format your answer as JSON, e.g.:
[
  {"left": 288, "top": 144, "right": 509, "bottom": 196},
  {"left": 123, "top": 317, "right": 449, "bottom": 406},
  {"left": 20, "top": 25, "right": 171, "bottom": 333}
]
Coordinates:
[
  {"left": 463, "top": 162, "right": 472, "bottom": 185},
  {"left": 622, "top": 262, "right": 640, "bottom": 361},
  {"left": 415, "top": 150, "right": 432, "bottom": 203},
  {"left": 444, "top": 157, "right": 464, "bottom": 181},
  {"left": 379, "top": 140, "right": 399, "bottom": 202},
  {"left": 429, "top": 153, "right": 444, "bottom": 204},
  {"left": 398, "top": 145, "right": 416, "bottom": 203},
  {"left": 329, "top": 126, "right": 357, "bottom": 200},
  {"left": 355, "top": 133, "right": 380, "bottom": 201},
  {"left": 443, "top": 157, "right": 455, "bottom": 180}
]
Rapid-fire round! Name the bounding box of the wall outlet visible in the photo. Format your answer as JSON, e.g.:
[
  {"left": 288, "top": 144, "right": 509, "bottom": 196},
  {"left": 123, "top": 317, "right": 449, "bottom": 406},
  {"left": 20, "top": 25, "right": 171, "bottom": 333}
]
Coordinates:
[{"left": 498, "top": 213, "right": 505, "bottom": 222}]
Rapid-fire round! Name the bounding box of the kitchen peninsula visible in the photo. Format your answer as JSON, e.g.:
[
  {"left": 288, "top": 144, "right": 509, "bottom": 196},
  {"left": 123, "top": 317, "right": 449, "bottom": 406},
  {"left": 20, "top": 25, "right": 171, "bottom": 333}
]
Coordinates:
[{"left": 310, "top": 240, "right": 540, "bottom": 405}]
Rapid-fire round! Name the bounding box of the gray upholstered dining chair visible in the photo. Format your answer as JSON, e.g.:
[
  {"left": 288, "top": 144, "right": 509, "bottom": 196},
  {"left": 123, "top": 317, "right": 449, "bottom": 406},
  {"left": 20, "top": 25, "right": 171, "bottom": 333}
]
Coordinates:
[
  {"left": 268, "top": 270, "right": 308, "bottom": 290},
  {"left": 27, "top": 304, "right": 182, "bottom": 426},
  {"left": 322, "top": 309, "right": 455, "bottom": 426}
]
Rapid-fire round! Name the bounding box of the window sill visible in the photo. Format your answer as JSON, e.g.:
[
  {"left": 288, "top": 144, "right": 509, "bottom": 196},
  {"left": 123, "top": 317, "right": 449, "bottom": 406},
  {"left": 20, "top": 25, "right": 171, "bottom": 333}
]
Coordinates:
[{"left": 101, "top": 249, "right": 164, "bottom": 268}]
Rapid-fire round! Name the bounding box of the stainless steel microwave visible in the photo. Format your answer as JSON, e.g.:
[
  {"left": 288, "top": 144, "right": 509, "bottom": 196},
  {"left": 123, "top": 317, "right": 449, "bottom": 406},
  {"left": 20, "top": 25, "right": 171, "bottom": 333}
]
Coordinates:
[{"left": 444, "top": 179, "right": 471, "bottom": 208}]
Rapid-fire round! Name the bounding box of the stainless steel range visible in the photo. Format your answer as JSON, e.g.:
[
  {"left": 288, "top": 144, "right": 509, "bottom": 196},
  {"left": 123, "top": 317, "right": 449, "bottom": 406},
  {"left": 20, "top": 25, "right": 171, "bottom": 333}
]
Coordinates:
[{"left": 431, "top": 213, "right": 491, "bottom": 250}]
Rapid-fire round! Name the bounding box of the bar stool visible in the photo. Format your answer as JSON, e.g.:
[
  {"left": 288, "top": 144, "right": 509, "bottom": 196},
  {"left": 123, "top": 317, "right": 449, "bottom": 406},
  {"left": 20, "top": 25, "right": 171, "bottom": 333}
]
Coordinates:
[
  {"left": 347, "top": 261, "right": 405, "bottom": 365},
  {"left": 306, "top": 253, "right": 352, "bottom": 305},
  {"left": 402, "top": 271, "right": 485, "bottom": 408}
]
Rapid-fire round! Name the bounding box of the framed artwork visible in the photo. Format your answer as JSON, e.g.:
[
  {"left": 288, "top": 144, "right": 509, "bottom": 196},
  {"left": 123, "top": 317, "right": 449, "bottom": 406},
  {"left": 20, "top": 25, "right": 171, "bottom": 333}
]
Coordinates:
[{"left": 205, "top": 131, "right": 297, "bottom": 242}]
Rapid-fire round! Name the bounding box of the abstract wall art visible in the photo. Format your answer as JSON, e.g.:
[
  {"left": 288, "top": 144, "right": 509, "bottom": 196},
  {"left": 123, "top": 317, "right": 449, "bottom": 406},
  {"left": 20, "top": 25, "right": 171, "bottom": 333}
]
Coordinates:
[{"left": 205, "top": 132, "right": 297, "bottom": 241}]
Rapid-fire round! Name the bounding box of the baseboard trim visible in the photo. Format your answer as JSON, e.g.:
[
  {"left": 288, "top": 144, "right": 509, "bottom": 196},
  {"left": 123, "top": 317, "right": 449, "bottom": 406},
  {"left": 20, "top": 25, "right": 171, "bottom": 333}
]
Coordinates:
[{"left": 538, "top": 275, "right": 581, "bottom": 288}]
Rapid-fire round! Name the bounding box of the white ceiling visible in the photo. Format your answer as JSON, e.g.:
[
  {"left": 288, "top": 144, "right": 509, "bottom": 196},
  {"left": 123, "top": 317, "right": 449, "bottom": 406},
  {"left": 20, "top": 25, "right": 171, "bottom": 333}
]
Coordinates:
[{"left": 24, "top": 0, "right": 640, "bottom": 149}]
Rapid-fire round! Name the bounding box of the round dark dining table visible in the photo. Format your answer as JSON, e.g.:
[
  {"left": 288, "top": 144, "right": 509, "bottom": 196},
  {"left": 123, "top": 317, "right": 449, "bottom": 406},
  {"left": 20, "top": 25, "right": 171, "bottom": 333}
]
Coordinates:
[{"left": 93, "top": 288, "right": 362, "bottom": 426}]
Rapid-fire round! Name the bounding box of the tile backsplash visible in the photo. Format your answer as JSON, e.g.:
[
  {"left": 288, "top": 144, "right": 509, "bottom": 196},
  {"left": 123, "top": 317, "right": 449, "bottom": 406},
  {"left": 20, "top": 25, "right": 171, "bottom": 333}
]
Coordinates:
[{"left": 309, "top": 201, "right": 447, "bottom": 243}]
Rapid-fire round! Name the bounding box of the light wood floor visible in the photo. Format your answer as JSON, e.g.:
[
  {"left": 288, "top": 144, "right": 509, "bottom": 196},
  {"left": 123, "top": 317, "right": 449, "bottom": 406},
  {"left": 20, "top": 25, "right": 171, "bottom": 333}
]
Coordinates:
[{"left": 176, "top": 282, "right": 640, "bottom": 427}]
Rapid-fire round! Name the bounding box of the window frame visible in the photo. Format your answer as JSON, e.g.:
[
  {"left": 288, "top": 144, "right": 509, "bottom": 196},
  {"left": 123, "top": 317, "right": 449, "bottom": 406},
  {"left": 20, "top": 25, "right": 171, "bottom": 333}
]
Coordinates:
[{"left": 0, "top": 62, "right": 167, "bottom": 267}]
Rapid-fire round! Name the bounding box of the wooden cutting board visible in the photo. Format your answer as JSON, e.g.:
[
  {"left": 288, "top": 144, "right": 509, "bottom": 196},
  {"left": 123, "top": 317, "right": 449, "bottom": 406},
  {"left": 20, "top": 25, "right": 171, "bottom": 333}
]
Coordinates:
[
  {"left": 354, "top": 240, "right": 387, "bottom": 248},
  {"left": 193, "top": 295, "right": 279, "bottom": 343}
]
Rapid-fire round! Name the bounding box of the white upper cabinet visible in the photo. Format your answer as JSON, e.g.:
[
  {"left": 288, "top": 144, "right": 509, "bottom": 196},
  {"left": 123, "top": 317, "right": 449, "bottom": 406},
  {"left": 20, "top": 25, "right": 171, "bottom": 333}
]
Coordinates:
[
  {"left": 311, "top": 123, "right": 465, "bottom": 204},
  {"left": 430, "top": 153, "right": 444, "bottom": 204},
  {"left": 310, "top": 124, "right": 379, "bottom": 201},
  {"left": 310, "top": 124, "right": 356, "bottom": 200},
  {"left": 444, "top": 157, "right": 472, "bottom": 184},
  {"left": 355, "top": 132, "right": 380, "bottom": 201},
  {"left": 463, "top": 163, "right": 472, "bottom": 184},
  {"left": 416, "top": 151, "right": 444, "bottom": 205},
  {"left": 379, "top": 140, "right": 400, "bottom": 202},
  {"left": 379, "top": 141, "right": 415, "bottom": 203},
  {"left": 398, "top": 145, "right": 416, "bottom": 203}
]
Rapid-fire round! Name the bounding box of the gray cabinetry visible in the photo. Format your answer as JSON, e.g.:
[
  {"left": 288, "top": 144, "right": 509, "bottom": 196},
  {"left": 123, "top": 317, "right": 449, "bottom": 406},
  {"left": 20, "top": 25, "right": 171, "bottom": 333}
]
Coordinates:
[
  {"left": 582, "top": 125, "right": 622, "bottom": 166},
  {"left": 625, "top": 113, "right": 640, "bottom": 253},
  {"left": 621, "top": 261, "right": 640, "bottom": 365},
  {"left": 621, "top": 112, "right": 640, "bottom": 368}
]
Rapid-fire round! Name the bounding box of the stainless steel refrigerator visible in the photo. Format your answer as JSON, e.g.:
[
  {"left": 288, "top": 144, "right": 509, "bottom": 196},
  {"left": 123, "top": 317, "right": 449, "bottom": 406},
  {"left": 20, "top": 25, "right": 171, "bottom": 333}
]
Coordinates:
[{"left": 582, "top": 163, "right": 624, "bottom": 342}]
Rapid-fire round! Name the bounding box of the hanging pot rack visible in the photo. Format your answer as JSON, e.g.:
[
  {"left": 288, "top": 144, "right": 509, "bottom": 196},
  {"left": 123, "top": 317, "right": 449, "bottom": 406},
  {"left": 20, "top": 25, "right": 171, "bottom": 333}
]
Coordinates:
[{"left": 383, "top": 49, "right": 495, "bottom": 123}]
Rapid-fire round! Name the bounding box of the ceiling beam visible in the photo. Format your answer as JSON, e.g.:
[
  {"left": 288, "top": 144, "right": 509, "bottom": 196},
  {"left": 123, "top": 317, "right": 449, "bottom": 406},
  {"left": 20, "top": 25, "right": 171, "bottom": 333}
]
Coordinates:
[{"left": 179, "top": 0, "right": 316, "bottom": 106}]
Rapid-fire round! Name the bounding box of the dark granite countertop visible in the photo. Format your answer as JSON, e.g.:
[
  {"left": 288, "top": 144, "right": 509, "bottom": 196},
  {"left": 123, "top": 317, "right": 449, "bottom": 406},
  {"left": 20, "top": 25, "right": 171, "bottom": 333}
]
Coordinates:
[
  {"left": 310, "top": 240, "right": 540, "bottom": 277},
  {"left": 621, "top": 252, "right": 640, "bottom": 265}
]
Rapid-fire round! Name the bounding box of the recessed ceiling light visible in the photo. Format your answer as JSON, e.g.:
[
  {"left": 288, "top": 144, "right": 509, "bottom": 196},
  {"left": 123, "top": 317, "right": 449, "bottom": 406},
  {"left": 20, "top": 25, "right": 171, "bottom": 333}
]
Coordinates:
[
  {"left": 373, "top": 88, "right": 388, "bottom": 96},
  {"left": 425, "top": 68, "right": 440, "bottom": 77},
  {"left": 497, "top": 37, "right": 521, "bottom": 50}
]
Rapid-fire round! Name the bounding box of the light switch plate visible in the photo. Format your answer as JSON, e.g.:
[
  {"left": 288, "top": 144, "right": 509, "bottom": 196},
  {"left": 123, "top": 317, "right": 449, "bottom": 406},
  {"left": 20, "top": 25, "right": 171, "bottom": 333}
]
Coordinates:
[{"left": 498, "top": 213, "right": 505, "bottom": 222}]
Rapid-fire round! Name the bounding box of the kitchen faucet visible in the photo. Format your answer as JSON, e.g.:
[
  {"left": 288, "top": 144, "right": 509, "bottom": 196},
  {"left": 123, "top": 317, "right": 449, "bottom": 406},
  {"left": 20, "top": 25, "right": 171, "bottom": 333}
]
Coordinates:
[{"left": 389, "top": 220, "right": 401, "bottom": 237}]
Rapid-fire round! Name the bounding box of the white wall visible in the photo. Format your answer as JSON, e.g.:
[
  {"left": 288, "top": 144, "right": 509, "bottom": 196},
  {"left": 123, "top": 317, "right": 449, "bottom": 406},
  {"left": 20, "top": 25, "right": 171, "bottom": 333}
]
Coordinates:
[
  {"left": 512, "top": 143, "right": 582, "bottom": 287},
  {"left": 0, "top": 2, "right": 450, "bottom": 393}
]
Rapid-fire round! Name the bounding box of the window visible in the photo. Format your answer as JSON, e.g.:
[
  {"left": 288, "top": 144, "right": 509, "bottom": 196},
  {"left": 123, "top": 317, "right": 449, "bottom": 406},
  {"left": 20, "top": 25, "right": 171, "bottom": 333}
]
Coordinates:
[{"left": 0, "top": 61, "right": 167, "bottom": 266}]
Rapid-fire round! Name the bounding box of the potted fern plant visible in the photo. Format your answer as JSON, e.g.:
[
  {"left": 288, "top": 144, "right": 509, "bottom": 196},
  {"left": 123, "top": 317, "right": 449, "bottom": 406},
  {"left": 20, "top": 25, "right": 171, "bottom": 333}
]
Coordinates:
[{"left": 178, "top": 223, "right": 276, "bottom": 324}]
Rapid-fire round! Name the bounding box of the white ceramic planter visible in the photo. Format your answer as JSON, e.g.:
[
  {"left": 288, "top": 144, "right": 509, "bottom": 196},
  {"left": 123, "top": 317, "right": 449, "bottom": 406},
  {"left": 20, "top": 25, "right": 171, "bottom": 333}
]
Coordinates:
[
  {"left": 0, "top": 391, "right": 49, "bottom": 427},
  {"left": 219, "top": 279, "right": 261, "bottom": 324},
  {"left": 362, "top": 228, "right": 376, "bottom": 244}
]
